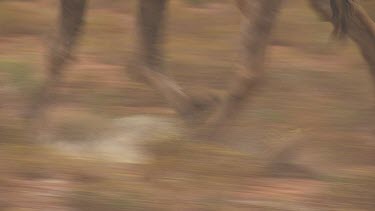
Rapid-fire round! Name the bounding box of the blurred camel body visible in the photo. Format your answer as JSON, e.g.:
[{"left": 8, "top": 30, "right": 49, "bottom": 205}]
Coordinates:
[{"left": 26, "top": 0, "right": 375, "bottom": 137}]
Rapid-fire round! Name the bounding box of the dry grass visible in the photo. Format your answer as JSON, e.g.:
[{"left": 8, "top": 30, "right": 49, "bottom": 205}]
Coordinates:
[{"left": 0, "top": 0, "right": 374, "bottom": 210}]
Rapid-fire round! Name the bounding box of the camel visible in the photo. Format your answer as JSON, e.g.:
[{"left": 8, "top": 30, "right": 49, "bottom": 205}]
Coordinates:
[{"left": 25, "top": 0, "right": 375, "bottom": 138}]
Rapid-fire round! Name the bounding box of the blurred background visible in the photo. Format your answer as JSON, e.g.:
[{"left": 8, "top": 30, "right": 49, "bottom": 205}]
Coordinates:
[{"left": 1, "top": 0, "right": 375, "bottom": 210}]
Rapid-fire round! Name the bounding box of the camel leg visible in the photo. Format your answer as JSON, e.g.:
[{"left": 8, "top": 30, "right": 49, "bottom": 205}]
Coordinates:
[
  {"left": 27, "top": 0, "right": 87, "bottom": 121},
  {"left": 132, "top": 0, "right": 200, "bottom": 120},
  {"left": 203, "top": 0, "right": 282, "bottom": 135}
]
